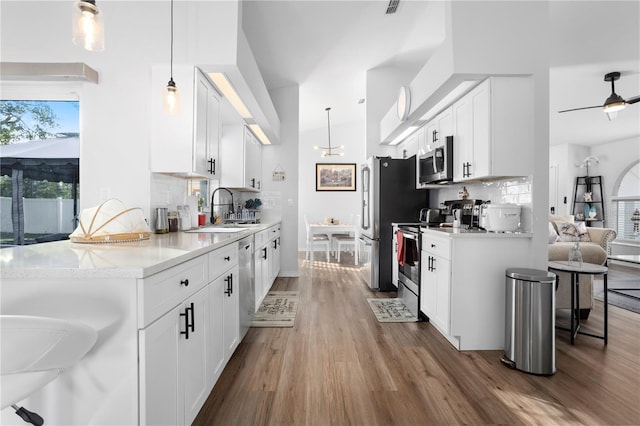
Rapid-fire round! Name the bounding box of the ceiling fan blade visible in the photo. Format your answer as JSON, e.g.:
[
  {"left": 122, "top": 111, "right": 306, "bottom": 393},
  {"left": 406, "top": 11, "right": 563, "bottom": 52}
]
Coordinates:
[
  {"left": 625, "top": 95, "right": 640, "bottom": 105},
  {"left": 557, "top": 105, "right": 602, "bottom": 113}
]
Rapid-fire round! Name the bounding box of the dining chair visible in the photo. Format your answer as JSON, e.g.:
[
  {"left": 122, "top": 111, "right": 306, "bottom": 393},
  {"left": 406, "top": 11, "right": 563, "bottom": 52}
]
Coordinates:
[
  {"left": 304, "top": 215, "right": 330, "bottom": 263},
  {"left": 334, "top": 215, "right": 360, "bottom": 265},
  {"left": 330, "top": 213, "right": 355, "bottom": 256}
]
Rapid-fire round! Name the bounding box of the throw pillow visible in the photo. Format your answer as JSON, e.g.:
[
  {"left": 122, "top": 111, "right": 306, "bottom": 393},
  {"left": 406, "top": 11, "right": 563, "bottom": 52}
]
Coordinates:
[
  {"left": 548, "top": 221, "right": 558, "bottom": 244},
  {"left": 556, "top": 221, "right": 591, "bottom": 243}
]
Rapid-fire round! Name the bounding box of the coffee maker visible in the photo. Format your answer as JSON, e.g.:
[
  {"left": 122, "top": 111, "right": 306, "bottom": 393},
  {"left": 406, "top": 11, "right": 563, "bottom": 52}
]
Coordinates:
[{"left": 441, "top": 199, "right": 484, "bottom": 228}]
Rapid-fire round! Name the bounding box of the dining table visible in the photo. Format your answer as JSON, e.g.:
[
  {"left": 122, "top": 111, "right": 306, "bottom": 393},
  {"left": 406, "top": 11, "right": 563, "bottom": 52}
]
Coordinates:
[{"left": 308, "top": 222, "right": 357, "bottom": 264}]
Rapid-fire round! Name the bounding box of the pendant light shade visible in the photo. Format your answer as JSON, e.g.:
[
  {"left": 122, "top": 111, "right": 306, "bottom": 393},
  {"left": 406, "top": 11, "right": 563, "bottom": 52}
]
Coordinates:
[
  {"left": 72, "top": 0, "right": 105, "bottom": 52},
  {"left": 314, "top": 107, "right": 344, "bottom": 157},
  {"left": 163, "top": 0, "right": 180, "bottom": 115}
]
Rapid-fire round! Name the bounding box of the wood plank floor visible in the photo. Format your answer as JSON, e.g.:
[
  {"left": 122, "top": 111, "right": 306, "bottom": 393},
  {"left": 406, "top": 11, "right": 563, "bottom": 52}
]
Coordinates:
[{"left": 194, "top": 255, "right": 640, "bottom": 425}]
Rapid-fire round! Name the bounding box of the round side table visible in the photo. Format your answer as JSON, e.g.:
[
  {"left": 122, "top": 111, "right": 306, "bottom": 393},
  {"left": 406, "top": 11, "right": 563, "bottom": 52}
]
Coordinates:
[{"left": 548, "top": 261, "right": 608, "bottom": 345}]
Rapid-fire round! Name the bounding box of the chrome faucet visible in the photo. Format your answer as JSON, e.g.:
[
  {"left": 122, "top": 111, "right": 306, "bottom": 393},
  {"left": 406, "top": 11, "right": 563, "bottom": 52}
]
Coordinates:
[{"left": 211, "top": 187, "right": 234, "bottom": 224}]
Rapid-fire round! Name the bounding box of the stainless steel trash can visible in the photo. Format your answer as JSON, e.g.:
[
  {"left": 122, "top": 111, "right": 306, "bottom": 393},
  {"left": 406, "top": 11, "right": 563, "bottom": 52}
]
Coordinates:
[{"left": 502, "top": 268, "right": 557, "bottom": 375}]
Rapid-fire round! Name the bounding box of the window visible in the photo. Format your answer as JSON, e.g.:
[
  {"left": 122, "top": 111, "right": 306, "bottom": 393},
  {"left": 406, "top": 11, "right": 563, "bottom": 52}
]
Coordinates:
[
  {"left": 612, "top": 161, "right": 640, "bottom": 241},
  {"left": 0, "top": 95, "right": 80, "bottom": 246}
]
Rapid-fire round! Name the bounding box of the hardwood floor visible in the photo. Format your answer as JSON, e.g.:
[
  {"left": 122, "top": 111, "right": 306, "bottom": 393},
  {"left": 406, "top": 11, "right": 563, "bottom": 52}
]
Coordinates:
[{"left": 194, "top": 254, "right": 640, "bottom": 425}]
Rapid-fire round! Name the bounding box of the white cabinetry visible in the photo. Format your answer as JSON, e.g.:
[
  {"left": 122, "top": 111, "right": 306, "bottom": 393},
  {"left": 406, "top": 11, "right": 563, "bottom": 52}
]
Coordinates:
[
  {"left": 416, "top": 107, "right": 453, "bottom": 188},
  {"left": 139, "top": 242, "right": 241, "bottom": 426},
  {"left": 452, "top": 77, "right": 533, "bottom": 182},
  {"left": 254, "top": 228, "right": 270, "bottom": 308},
  {"left": 220, "top": 125, "right": 262, "bottom": 191},
  {"left": 398, "top": 131, "right": 418, "bottom": 159},
  {"left": 138, "top": 255, "right": 211, "bottom": 426},
  {"left": 419, "top": 107, "right": 453, "bottom": 155},
  {"left": 151, "top": 66, "right": 220, "bottom": 178},
  {"left": 207, "top": 243, "right": 239, "bottom": 385},
  {"left": 268, "top": 224, "right": 281, "bottom": 283},
  {"left": 420, "top": 232, "right": 451, "bottom": 335},
  {"left": 420, "top": 229, "right": 530, "bottom": 350}
]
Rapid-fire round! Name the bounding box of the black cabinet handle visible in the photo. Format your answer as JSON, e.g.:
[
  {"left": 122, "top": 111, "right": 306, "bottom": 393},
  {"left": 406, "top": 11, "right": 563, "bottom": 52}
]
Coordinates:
[
  {"left": 189, "top": 302, "right": 195, "bottom": 333},
  {"left": 251, "top": 178, "right": 255, "bottom": 188},
  {"left": 273, "top": 240, "right": 277, "bottom": 249},
  {"left": 180, "top": 279, "right": 189, "bottom": 287},
  {"left": 208, "top": 158, "right": 216, "bottom": 175},
  {"left": 180, "top": 304, "right": 192, "bottom": 339},
  {"left": 224, "top": 256, "right": 230, "bottom": 261},
  {"left": 432, "top": 129, "right": 438, "bottom": 143},
  {"left": 262, "top": 247, "right": 267, "bottom": 260},
  {"left": 257, "top": 180, "right": 261, "bottom": 190},
  {"left": 230, "top": 273, "right": 233, "bottom": 295},
  {"left": 431, "top": 243, "right": 436, "bottom": 248},
  {"left": 224, "top": 274, "right": 232, "bottom": 297}
]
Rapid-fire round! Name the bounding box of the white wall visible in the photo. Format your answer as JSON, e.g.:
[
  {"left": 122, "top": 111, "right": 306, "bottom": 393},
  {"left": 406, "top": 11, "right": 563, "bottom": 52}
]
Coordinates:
[
  {"left": 262, "top": 85, "right": 300, "bottom": 276},
  {"left": 0, "top": 1, "right": 242, "bottom": 221},
  {"left": 298, "top": 120, "right": 365, "bottom": 250}
]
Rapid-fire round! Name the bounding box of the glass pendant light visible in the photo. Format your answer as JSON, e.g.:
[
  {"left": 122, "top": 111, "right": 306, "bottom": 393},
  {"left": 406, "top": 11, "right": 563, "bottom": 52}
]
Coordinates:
[
  {"left": 163, "top": 0, "right": 180, "bottom": 115},
  {"left": 72, "top": 0, "right": 105, "bottom": 51}
]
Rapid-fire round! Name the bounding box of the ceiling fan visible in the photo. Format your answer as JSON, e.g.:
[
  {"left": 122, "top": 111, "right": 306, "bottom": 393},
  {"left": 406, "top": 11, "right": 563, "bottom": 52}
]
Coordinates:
[{"left": 558, "top": 71, "right": 640, "bottom": 120}]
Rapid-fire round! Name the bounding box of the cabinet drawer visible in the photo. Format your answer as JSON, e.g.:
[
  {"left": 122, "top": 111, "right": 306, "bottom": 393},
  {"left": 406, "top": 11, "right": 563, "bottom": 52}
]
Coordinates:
[
  {"left": 208, "top": 243, "right": 238, "bottom": 281},
  {"left": 268, "top": 225, "right": 281, "bottom": 241},
  {"left": 138, "top": 255, "right": 208, "bottom": 327},
  {"left": 254, "top": 229, "right": 269, "bottom": 248},
  {"left": 421, "top": 232, "right": 451, "bottom": 259}
]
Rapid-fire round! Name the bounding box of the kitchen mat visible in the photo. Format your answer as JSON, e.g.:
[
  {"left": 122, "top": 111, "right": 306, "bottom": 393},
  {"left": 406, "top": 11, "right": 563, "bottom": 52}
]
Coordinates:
[
  {"left": 367, "top": 298, "right": 418, "bottom": 323},
  {"left": 251, "top": 291, "right": 299, "bottom": 327}
]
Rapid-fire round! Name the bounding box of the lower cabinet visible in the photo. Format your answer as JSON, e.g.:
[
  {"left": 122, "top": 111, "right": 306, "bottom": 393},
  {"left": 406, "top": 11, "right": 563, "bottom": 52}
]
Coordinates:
[
  {"left": 139, "top": 243, "right": 241, "bottom": 425},
  {"left": 139, "top": 284, "right": 209, "bottom": 426},
  {"left": 420, "top": 229, "right": 531, "bottom": 351},
  {"left": 268, "top": 225, "right": 281, "bottom": 284}
]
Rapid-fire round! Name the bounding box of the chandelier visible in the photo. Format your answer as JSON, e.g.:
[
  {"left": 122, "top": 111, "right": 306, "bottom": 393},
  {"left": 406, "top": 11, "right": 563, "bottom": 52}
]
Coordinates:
[{"left": 314, "top": 107, "right": 344, "bottom": 157}]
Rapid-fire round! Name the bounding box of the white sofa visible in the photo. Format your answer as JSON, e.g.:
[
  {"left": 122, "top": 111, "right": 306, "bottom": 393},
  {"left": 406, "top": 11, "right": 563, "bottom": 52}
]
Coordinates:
[{"left": 548, "top": 215, "right": 617, "bottom": 319}]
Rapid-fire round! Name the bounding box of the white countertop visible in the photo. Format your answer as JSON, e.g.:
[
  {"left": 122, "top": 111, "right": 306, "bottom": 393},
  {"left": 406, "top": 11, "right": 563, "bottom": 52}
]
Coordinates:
[
  {"left": 421, "top": 226, "right": 532, "bottom": 238},
  {"left": 0, "top": 222, "right": 278, "bottom": 280}
]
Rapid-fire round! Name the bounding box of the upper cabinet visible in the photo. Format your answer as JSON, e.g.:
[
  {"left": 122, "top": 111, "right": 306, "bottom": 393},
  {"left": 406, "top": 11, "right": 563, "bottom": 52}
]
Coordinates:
[
  {"left": 452, "top": 77, "right": 534, "bottom": 182},
  {"left": 151, "top": 66, "right": 220, "bottom": 179},
  {"left": 220, "top": 125, "right": 262, "bottom": 192},
  {"left": 419, "top": 107, "right": 453, "bottom": 156}
]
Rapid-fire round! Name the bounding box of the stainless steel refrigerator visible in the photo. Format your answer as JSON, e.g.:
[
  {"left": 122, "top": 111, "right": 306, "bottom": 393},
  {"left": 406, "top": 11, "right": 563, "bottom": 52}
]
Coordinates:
[{"left": 358, "top": 156, "right": 428, "bottom": 291}]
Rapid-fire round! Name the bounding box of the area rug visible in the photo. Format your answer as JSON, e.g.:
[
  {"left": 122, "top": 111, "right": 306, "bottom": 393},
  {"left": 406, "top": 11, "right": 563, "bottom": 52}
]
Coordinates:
[
  {"left": 594, "top": 279, "right": 640, "bottom": 314},
  {"left": 367, "top": 298, "right": 417, "bottom": 323},
  {"left": 251, "top": 291, "right": 299, "bottom": 327}
]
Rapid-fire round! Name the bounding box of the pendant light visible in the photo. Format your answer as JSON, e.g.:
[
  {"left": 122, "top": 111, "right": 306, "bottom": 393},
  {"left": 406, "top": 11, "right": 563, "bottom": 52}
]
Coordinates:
[
  {"left": 163, "top": 0, "right": 180, "bottom": 115},
  {"left": 72, "top": 0, "right": 105, "bottom": 51},
  {"left": 314, "top": 107, "right": 344, "bottom": 157}
]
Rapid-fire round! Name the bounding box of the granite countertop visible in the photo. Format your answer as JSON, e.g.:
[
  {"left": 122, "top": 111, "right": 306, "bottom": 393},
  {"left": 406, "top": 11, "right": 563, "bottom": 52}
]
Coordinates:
[{"left": 0, "top": 222, "right": 279, "bottom": 280}]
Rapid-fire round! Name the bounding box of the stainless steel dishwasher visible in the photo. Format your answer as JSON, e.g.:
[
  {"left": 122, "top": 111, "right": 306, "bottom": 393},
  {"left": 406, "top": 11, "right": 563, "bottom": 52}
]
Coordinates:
[{"left": 238, "top": 235, "right": 255, "bottom": 340}]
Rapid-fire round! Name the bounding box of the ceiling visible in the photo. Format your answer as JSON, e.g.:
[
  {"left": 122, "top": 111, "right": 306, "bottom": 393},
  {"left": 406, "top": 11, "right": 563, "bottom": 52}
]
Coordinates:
[{"left": 242, "top": 1, "right": 640, "bottom": 147}]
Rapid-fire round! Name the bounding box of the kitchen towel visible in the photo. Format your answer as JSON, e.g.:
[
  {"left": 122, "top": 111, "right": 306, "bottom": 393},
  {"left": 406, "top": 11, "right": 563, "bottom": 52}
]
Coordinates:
[{"left": 397, "top": 231, "right": 405, "bottom": 266}]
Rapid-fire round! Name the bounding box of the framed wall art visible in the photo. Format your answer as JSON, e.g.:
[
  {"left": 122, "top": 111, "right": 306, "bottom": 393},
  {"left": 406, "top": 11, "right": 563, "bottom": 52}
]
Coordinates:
[{"left": 315, "top": 163, "right": 356, "bottom": 191}]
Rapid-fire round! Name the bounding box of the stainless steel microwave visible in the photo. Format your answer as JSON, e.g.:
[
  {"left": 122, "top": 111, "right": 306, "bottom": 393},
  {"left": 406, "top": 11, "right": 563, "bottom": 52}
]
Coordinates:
[{"left": 418, "top": 135, "right": 453, "bottom": 185}]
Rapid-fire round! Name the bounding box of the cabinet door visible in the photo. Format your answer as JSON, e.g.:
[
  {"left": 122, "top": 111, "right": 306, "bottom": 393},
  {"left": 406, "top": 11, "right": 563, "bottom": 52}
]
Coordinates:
[
  {"left": 453, "top": 95, "right": 473, "bottom": 181},
  {"left": 437, "top": 107, "right": 453, "bottom": 137},
  {"left": 208, "top": 273, "right": 225, "bottom": 385},
  {"left": 183, "top": 286, "right": 210, "bottom": 425},
  {"left": 139, "top": 305, "right": 183, "bottom": 426},
  {"left": 194, "top": 72, "right": 210, "bottom": 176},
  {"left": 420, "top": 252, "right": 436, "bottom": 319},
  {"left": 254, "top": 248, "right": 265, "bottom": 309},
  {"left": 432, "top": 254, "right": 452, "bottom": 335},
  {"left": 470, "top": 81, "right": 490, "bottom": 179},
  {"left": 222, "top": 265, "right": 240, "bottom": 359},
  {"left": 261, "top": 246, "right": 271, "bottom": 300},
  {"left": 244, "top": 128, "right": 262, "bottom": 190},
  {"left": 269, "top": 237, "right": 281, "bottom": 284},
  {"left": 206, "top": 86, "right": 221, "bottom": 179}
]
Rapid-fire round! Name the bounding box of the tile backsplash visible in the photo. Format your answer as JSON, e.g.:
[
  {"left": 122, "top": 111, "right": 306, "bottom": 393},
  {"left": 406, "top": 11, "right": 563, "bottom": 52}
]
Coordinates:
[{"left": 428, "top": 176, "right": 533, "bottom": 232}]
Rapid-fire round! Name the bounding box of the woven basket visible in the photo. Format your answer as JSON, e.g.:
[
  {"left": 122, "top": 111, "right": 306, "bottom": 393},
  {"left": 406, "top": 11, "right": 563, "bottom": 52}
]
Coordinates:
[{"left": 70, "top": 199, "right": 151, "bottom": 243}]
